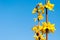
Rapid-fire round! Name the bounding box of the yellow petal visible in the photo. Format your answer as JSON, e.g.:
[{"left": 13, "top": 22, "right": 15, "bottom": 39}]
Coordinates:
[
  {"left": 39, "top": 3, "right": 45, "bottom": 14},
  {"left": 32, "top": 8, "right": 37, "bottom": 14},
  {"left": 39, "top": 26, "right": 43, "bottom": 30},
  {"left": 38, "top": 14, "right": 43, "bottom": 20},
  {"left": 42, "top": 10, "right": 44, "bottom": 14},
  {"left": 39, "top": 3, "right": 43, "bottom": 7},
  {"left": 42, "top": 22, "right": 47, "bottom": 27},
  {"left": 38, "top": 9, "right": 41, "bottom": 12},
  {"left": 32, "top": 26, "right": 37, "bottom": 31}
]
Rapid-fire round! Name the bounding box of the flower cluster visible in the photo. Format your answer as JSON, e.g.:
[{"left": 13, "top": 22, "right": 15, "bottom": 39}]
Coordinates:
[
  {"left": 32, "top": 0, "right": 54, "bottom": 22},
  {"left": 32, "top": 22, "right": 56, "bottom": 33},
  {"left": 32, "top": 0, "right": 56, "bottom": 40}
]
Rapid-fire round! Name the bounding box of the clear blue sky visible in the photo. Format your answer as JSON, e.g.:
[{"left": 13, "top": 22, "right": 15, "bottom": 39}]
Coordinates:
[{"left": 0, "top": 0, "right": 59, "bottom": 40}]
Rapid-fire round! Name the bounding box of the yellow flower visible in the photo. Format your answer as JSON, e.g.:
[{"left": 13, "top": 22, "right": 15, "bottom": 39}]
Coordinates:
[
  {"left": 38, "top": 14, "right": 43, "bottom": 20},
  {"left": 34, "top": 33, "right": 46, "bottom": 40},
  {"left": 32, "top": 25, "right": 43, "bottom": 33},
  {"left": 32, "top": 25, "right": 39, "bottom": 33},
  {"left": 41, "top": 22, "right": 56, "bottom": 33},
  {"left": 32, "top": 3, "right": 45, "bottom": 14},
  {"left": 32, "top": 8, "right": 37, "bottom": 14},
  {"left": 45, "top": 1, "right": 54, "bottom": 11},
  {"left": 32, "top": 26, "right": 37, "bottom": 31},
  {"left": 38, "top": 3, "right": 45, "bottom": 14}
]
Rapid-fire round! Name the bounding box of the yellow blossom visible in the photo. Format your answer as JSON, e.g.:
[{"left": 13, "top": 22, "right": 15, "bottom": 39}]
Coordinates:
[
  {"left": 34, "top": 33, "right": 46, "bottom": 40},
  {"left": 45, "top": 1, "right": 54, "bottom": 11},
  {"left": 32, "top": 26, "right": 39, "bottom": 33},
  {"left": 38, "top": 3, "right": 45, "bottom": 14},
  {"left": 32, "top": 25, "right": 43, "bottom": 33},
  {"left": 32, "top": 8, "right": 37, "bottom": 14},
  {"left": 38, "top": 14, "right": 43, "bottom": 20},
  {"left": 41, "top": 22, "right": 56, "bottom": 33}
]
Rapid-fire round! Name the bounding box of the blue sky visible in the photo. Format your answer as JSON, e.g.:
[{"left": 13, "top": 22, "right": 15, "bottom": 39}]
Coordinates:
[{"left": 0, "top": 0, "right": 60, "bottom": 40}]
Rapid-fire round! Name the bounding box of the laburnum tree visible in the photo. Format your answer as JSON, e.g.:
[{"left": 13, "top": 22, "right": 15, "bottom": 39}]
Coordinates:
[{"left": 32, "top": 0, "right": 56, "bottom": 40}]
